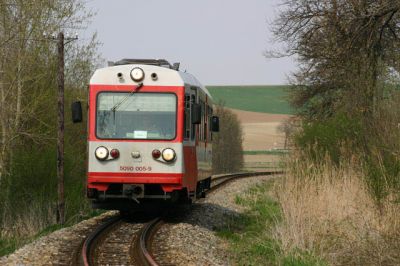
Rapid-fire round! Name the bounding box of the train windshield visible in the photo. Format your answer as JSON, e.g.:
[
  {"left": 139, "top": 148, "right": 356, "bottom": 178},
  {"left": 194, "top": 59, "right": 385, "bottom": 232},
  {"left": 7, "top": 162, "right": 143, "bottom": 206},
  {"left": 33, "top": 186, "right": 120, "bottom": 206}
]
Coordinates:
[{"left": 96, "top": 92, "right": 177, "bottom": 140}]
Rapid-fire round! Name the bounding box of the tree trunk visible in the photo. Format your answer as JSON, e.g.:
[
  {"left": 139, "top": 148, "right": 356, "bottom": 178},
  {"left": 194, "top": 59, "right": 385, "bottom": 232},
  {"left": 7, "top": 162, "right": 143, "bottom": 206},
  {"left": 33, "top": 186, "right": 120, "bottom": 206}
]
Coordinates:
[
  {"left": 15, "top": 52, "right": 22, "bottom": 130},
  {"left": 0, "top": 69, "right": 6, "bottom": 182}
]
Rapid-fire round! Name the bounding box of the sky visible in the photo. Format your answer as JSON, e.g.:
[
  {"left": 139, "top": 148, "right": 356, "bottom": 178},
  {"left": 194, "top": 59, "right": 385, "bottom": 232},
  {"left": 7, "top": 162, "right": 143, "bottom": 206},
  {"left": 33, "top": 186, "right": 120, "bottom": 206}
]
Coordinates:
[{"left": 84, "top": 0, "right": 296, "bottom": 86}]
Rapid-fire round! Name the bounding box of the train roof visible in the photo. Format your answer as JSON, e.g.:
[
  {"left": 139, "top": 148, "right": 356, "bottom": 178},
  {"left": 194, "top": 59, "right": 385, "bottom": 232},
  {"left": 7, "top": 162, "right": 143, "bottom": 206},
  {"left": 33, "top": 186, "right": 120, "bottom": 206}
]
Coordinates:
[{"left": 90, "top": 60, "right": 212, "bottom": 98}]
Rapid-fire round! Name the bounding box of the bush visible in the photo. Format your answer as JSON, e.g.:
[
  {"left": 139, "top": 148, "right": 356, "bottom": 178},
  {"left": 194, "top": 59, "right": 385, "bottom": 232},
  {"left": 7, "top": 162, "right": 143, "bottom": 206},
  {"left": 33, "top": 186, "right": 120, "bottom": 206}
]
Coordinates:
[
  {"left": 295, "top": 113, "right": 364, "bottom": 164},
  {"left": 294, "top": 107, "right": 400, "bottom": 203},
  {"left": 212, "top": 104, "right": 244, "bottom": 174}
]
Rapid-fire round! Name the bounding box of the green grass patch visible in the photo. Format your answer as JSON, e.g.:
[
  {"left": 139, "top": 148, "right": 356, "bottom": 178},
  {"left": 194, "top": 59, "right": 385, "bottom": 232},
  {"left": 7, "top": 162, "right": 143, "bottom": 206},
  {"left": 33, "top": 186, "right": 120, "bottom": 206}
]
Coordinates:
[
  {"left": 216, "top": 181, "right": 325, "bottom": 265},
  {"left": 243, "top": 150, "right": 289, "bottom": 155},
  {"left": 0, "top": 238, "right": 21, "bottom": 257},
  {"left": 207, "top": 85, "right": 293, "bottom": 114}
]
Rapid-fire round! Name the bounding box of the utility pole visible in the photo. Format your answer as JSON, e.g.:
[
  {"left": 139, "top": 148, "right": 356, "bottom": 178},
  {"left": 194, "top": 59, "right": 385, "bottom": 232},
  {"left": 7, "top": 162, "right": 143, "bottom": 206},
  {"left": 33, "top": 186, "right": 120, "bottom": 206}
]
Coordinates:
[
  {"left": 54, "top": 32, "right": 77, "bottom": 225},
  {"left": 56, "top": 32, "right": 65, "bottom": 225}
]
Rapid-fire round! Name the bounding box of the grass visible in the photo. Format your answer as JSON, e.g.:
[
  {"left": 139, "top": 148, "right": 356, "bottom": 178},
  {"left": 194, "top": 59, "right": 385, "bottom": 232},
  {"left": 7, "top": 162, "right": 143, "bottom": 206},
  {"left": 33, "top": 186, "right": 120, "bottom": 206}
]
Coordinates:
[
  {"left": 243, "top": 163, "right": 286, "bottom": 172},
  {"left": 0, "top": 207, "right": 103, "bottom": 257},
  {"left": 274, "top": 155, "right": 400, "bottom": 265},
  {"left": 243, "top": 150, "right": 289, "bottom": 155},
  {"left": 207, "top": 85, "right": 293, "bottom": 114},
  {"left": 0, "top": 238, "right": 20, "bottom": 257},
  {"left": 217, "top": 181, "right": 325, "bottom": 265},
  {"left": 0, "top": 223, "right": 64, "bottom": 257}
]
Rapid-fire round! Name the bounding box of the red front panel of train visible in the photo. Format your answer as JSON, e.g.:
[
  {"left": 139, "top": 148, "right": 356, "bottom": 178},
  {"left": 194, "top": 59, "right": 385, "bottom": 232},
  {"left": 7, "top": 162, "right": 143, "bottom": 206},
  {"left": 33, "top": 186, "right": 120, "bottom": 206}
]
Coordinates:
[{"left": 87, "top": 84, "right": 186, "bottom": 192}]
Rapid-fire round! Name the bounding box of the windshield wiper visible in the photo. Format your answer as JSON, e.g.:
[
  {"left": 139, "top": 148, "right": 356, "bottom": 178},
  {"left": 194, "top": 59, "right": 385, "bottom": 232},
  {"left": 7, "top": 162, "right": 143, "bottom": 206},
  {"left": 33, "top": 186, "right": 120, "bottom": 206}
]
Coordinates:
[{"left": 110, "top": 82, "right": 143, "bottom": 112}]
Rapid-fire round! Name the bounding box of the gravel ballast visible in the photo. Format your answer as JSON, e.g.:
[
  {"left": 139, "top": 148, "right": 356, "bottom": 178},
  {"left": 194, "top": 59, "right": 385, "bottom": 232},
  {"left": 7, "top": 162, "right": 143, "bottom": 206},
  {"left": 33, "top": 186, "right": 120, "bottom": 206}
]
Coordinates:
[{"left": 0, "top": 175, "right": 272, "bottom": 265}]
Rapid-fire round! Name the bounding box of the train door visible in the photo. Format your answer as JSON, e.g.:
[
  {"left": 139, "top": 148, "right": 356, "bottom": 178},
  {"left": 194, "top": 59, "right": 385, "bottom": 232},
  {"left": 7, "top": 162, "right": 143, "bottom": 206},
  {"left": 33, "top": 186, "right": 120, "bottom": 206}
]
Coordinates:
[{"left": 182, "top": 87, "right": 198, "bottom": 198}]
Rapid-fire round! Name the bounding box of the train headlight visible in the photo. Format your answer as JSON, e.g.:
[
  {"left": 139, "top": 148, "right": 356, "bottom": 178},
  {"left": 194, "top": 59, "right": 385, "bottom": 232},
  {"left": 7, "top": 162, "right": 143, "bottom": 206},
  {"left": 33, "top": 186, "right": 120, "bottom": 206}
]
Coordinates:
[
  {"left": 130, "top": 67, "right": 145, "bottom": 82},
  {"left": 95, "top": 146, "right": 109, "bottom": 161},
  {"left": 162, "top": 148, "right": 176, "bottom": 162}
]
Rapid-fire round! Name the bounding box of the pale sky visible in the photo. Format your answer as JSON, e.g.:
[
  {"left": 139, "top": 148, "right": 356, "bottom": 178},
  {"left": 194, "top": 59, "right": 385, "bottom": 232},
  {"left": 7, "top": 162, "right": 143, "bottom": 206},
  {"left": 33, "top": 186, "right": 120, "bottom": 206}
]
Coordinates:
[{"left": 84, "top": 0, "right": 296, "bottom": 85}]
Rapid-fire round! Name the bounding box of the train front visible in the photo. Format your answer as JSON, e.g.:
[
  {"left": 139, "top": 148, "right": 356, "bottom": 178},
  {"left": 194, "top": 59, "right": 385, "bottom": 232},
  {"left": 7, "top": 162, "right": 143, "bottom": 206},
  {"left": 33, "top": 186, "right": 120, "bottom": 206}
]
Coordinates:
[{"left": 86, "top": 63, "right": 186, "bottom": 210}]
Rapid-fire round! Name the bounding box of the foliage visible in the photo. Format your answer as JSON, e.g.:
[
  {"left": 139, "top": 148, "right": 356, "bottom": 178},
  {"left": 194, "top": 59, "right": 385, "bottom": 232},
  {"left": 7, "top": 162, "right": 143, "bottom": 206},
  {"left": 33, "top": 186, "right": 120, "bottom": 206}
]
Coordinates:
[
  {"left": 295, "top": 113, "right": 364, "bottom": 164},
  {"left": 271, "top": 0, "right": 400, "bottom": 201},
  {"left": 207, "top": 85, "right": 292, "bottom": 114},
  {"left": 361, "top": 100, "right": 400, "bottom": 202},
  {"left": 212, "top": 104, "right": 244, "bottom": 174},
  {"left": 271, "top": 0, "right": 400, "bottom": 120},
  {"left": 0, "top": 0, "right": 101, "bottom": 255},
  {"left": 217, "top": 181, "right": 326, "bottom": 266}
]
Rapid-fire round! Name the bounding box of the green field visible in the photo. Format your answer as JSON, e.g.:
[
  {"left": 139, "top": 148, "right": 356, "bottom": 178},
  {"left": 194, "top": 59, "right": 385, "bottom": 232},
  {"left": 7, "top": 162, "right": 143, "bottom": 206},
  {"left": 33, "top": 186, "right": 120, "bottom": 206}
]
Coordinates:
[{"left": 207, "top": 85, "right": 293, "bottom": 114}]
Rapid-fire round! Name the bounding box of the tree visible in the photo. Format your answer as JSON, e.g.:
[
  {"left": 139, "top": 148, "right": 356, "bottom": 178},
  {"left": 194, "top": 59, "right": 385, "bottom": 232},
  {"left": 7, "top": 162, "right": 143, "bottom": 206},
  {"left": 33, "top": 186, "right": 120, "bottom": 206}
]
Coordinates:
[
  {"left": 271, "top": 0, "right": 400, "bottom": 121},
  {"left": 212, "top": 104, "right": 244, "bottom": 174},
  {"left": 0, "top": 0, "right": 100, "bottom": 181},
  {"left": 270, "top": 0, "right": 400, "bottom": 201},
  {"left": 0, "top": 1, "right": 101, "bottom": 234}
]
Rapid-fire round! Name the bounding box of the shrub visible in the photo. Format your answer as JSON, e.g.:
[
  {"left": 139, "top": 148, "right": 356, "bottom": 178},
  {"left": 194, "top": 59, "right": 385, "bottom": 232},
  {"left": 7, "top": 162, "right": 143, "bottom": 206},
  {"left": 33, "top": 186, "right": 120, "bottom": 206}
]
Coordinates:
[
  {"left": 212, "top": 104, "right": 244, "bottom": 174},
  {"left": 295, "top": 113, "right": 364, "bottom": 164},
  {"left": 294, "top": 110, "right": 400, "bottom": 202}
]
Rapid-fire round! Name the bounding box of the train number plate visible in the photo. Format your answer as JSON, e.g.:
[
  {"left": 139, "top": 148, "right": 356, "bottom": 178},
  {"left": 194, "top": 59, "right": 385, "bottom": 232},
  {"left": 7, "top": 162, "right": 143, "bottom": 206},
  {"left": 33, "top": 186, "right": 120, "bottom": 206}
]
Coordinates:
[{"left": 119, "top": 166, "right": 152, "bottom": 172}]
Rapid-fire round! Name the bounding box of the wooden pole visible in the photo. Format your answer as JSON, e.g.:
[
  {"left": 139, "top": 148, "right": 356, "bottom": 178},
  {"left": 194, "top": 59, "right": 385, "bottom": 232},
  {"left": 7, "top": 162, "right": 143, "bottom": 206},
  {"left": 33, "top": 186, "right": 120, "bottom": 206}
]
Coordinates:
[{"left": 57, "top": 32, "right": 65, "bottom": 225}]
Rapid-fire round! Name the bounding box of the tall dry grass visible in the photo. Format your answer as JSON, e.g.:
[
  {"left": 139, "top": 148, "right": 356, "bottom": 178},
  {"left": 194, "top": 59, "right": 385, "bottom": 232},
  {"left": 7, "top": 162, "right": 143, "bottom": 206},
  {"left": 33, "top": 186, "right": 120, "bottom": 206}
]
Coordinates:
[
  {"left": 274, "top": 155, "right": 400, "bottom": 265},
  {"left": 0, "top": 202, "right": 56, "bottom": 239}
]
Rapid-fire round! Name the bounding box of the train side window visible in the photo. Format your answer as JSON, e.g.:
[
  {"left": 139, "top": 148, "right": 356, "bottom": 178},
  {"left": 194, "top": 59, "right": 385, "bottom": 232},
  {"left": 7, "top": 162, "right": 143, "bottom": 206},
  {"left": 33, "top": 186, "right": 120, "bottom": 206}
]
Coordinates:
[
  {"left": 199, "top": 99, "right": 204, "bottom": 141},
  {"left": 191, "top": 94, "right": 196, "bottom": 140},
  {"left": 209, "top": 107, "right": 213, "bottom": 141},
  {"left": 203, "top": 103, "right": 208, "bottom": 141},
  {"left": 208, "top": 106, "right": 211, "bottom": 140},
  {"left": 184, "top": 94, "right": 191, "bottom": 140}
]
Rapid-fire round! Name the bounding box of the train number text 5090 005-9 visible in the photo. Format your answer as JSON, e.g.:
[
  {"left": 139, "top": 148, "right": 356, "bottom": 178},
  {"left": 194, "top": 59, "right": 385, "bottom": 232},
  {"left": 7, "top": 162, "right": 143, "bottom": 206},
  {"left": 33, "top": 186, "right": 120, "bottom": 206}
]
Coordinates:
[{"left": 119, "top": 166, "right": 152, "bottom": 172}]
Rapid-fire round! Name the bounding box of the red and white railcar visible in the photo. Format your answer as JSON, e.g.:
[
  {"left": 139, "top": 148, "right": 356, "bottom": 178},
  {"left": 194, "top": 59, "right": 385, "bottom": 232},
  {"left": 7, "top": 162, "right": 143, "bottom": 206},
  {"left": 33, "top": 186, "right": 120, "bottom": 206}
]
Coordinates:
[{"left": 74, "top": 59, "right": 219, "bottom": 210}]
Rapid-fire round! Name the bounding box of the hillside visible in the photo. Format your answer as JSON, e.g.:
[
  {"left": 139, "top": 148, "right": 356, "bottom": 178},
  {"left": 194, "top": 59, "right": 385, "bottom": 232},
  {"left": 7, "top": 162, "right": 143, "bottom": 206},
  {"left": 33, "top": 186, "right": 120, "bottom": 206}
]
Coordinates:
[{"left": 207, "top": 85, "right": 292, "bottom": 115}]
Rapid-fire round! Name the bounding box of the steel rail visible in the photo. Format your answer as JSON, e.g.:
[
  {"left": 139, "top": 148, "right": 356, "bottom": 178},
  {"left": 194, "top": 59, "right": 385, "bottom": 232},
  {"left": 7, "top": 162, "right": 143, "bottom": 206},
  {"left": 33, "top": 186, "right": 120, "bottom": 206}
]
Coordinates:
[
  {"left": 136, "top": 171, "right": 283, "bottom": 266},
  {"left": 78, "top": 171, "right": 282, "bottom": 266},
  {"left": 81, "top": 215, "right": 122, "bottom": 266},
  {"left": 136, "top": 217, "right": 164, "bottom": 266},
  {"left": 209, "top": 170, "right": 283, "bottom": 193}
]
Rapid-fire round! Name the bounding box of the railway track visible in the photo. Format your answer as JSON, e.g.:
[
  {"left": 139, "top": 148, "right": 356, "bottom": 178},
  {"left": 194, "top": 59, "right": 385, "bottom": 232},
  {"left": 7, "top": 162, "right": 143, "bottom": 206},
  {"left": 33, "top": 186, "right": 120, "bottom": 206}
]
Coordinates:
[
  {"left": 75, "top": 171, "right": 281, "bottom": 266},
  {"left": 209, "top": 171, "right": 282, "bottom": 193}
]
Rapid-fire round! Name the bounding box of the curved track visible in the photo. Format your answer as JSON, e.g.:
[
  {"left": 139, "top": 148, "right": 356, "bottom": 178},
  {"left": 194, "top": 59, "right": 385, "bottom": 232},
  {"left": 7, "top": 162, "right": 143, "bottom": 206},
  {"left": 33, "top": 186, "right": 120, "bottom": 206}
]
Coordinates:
[
  {"left": 81, "top": 215, "right": 123, "bottom": 265},
  {"left": 209, "top": 171, "right": 283, "bottom": 193},
  {"left": 77, "top": 171, "right": 282, "bottom": 266},
  {"left": 135, "top": 218, "right": 164, "bottom": 266},
  {"left": 78, "top": 216, "right": 160, "bottom": 266}
]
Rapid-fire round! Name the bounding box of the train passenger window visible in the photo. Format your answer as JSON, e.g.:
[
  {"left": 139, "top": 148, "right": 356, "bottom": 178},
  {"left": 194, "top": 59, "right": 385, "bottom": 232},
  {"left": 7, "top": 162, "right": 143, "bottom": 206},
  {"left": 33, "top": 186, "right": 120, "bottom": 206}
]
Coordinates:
[
  {"left": 96, "top": 92, "right": 176, "bottom": 140},
  {"left": 208, "top": 116, "right": 211, "bottom": 141},
  {"left": 191, "top": 94, "right": 196, "bottom": 140},
  {"left": 184, "top": 94, "right": 190, "bottom": 140},
  {"left": 203, "top": 103, "right": 208, "bottom": 141},
  {"left": 199, "top": 100, "right": 204, "bottom": 141},
  {"left": 208, "top": 107, "right": 213, "bottom": 141}
]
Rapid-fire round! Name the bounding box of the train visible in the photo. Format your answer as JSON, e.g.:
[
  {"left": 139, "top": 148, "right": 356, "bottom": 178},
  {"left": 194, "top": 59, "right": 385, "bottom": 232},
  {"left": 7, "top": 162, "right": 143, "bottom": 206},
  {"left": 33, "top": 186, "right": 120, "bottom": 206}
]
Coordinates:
[{"left": 72, "top": 59, "right": 219, "bottom": 211}]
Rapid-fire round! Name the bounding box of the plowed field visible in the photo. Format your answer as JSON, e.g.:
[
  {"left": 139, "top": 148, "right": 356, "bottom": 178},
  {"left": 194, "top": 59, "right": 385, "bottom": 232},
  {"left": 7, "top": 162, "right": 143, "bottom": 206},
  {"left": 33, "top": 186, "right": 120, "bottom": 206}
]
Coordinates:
[
  {"left": 229, "top": 108, "right": 292, "bottom": 151},
  {"left": 228, "top": 108, "right": 292, "bottom": 171}
]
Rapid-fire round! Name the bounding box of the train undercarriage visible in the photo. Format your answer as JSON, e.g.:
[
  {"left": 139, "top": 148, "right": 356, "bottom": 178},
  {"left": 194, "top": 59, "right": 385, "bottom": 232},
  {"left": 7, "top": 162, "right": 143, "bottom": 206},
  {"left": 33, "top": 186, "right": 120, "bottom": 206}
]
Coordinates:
[{"left": 89, "top": 177, "right": 211, "bottom": 211}]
